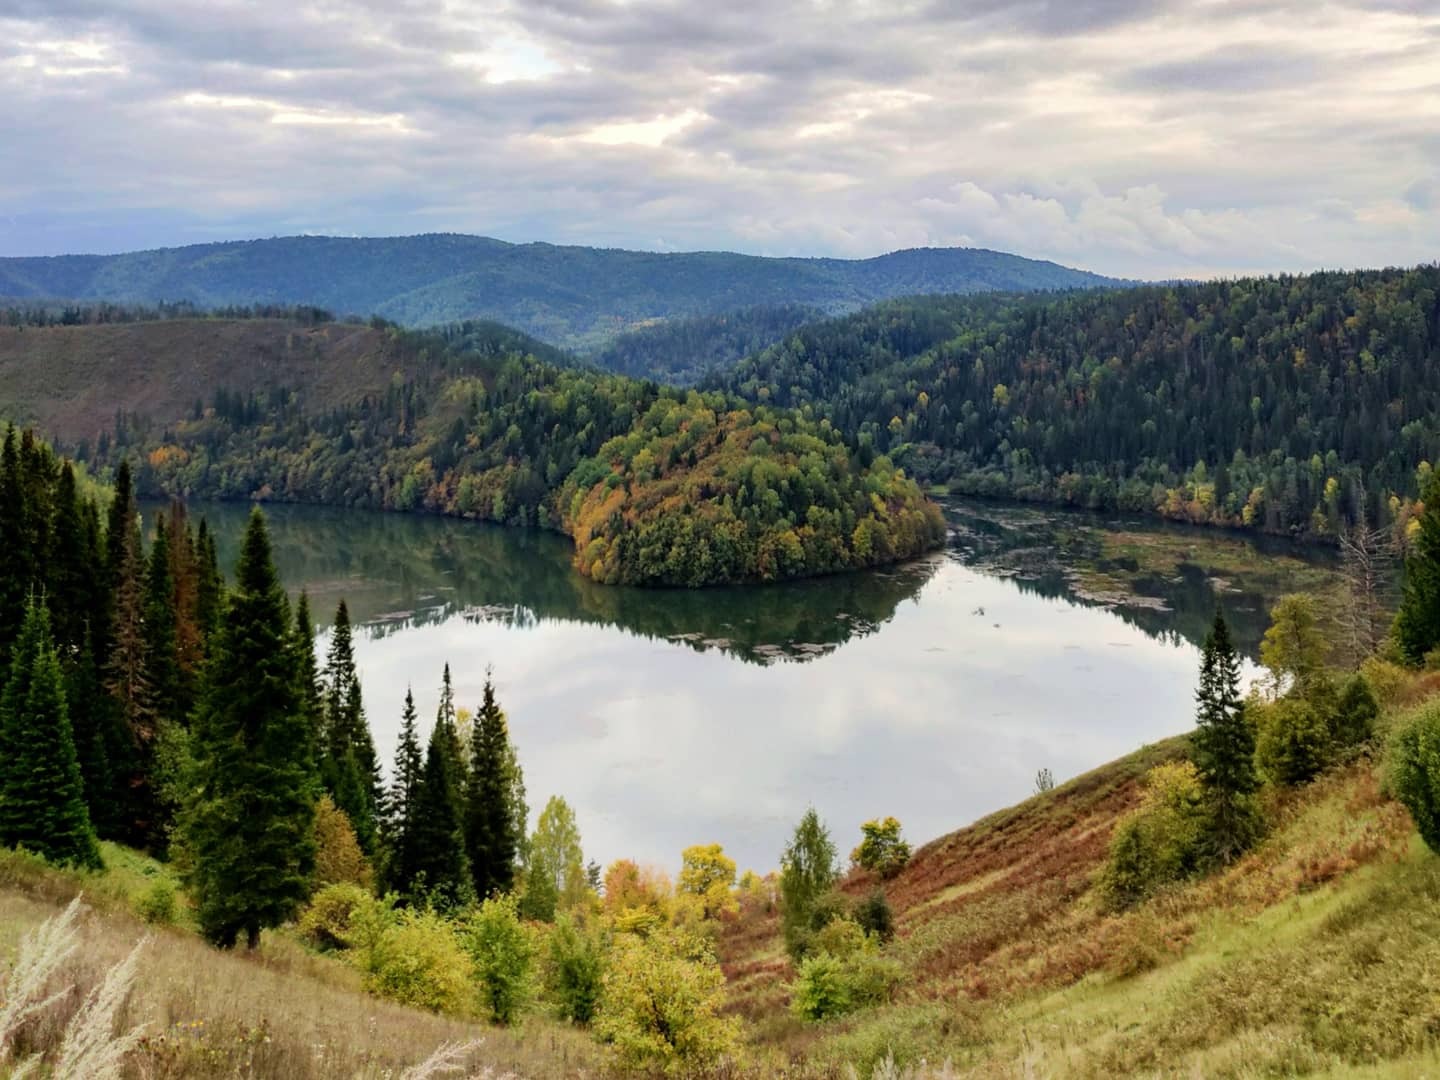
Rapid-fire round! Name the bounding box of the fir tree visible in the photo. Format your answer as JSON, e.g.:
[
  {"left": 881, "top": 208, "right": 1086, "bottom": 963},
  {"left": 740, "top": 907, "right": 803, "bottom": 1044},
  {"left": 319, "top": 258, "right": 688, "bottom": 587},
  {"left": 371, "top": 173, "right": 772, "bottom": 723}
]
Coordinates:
[
  {"left": 0, "top": 601, "right": 102, "bottom": 869},
  {"left": 180, "top": 509, "right": 316, "bottom": 949},
  {"left": 0, "top": 426, "right": 29, "bottom": 669},
  {"left": 408, "top": 706, "right": 472, "bottom": 908},
  {"left": 105, "top": 517, "right": 156, "bottom": 847},
  {"left": 382, "top": 688, "right": 424, "bottom": 896},
  {"left": 1396, "top": 470, "right": 1440, "bottom": 665},
  {"left": 193, "top": 518, "right": 224, "bottom": 647},
  {"left": 162, "top": 501, "right": 204, "bottom": 712},
  {"left": 1192, "top": 610, "right": 1260, "bottom": 863},
  {"left": 321, "top": 599, "right": 379, "bottom": 852},
  {"left": 466, "top": 671, "right": 521, "bottom": 899},
  {"left": 48, "top": 462, "right": 94, "bottom": 657},
  {"left": 143, "top": 522, "right": 182, "bottom": 725},
  {"left": 64, "top": 635, "right": 117, "bottom": 834}
]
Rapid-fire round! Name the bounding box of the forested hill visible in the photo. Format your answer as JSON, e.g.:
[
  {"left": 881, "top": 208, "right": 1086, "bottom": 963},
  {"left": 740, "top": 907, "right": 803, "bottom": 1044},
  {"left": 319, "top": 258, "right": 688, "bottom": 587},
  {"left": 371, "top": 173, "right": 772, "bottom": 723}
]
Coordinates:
[
  {"left": 716, "top": 265, "right": 1440, "bottom": 541},
  {"left": 0, "top": 315, "right": 944, "bottom": 587},
  {"left": 0, "top": 234, "right": 1120, "bottom": 348}
]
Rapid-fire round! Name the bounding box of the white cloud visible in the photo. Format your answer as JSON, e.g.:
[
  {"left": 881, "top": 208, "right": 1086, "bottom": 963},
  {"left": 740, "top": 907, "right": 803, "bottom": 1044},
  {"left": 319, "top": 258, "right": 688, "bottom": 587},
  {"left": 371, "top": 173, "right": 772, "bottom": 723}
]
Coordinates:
[{"left": 0, "top": 0, "right": 1437, "bottom": 275}]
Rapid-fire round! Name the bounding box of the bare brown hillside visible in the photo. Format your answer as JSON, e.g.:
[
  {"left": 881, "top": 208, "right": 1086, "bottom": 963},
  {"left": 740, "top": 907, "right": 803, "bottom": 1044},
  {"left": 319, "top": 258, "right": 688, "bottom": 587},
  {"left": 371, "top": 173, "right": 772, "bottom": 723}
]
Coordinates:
[{"left": 0, "top": 319, "right": 400, "bottom": 444}]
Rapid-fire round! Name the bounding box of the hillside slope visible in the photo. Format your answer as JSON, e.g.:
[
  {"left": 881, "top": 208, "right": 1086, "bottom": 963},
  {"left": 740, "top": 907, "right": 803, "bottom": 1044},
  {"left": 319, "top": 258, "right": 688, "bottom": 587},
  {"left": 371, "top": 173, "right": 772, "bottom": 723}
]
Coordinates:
[
  {"left": 720, "top": 713, "right": 1435, "bottom": 1076},
  {"left": 0, "top": 234, "right": 1122, "bottom": 348},
  {"left": 0, "top": 320, "right": 401, "bottom": 444}
]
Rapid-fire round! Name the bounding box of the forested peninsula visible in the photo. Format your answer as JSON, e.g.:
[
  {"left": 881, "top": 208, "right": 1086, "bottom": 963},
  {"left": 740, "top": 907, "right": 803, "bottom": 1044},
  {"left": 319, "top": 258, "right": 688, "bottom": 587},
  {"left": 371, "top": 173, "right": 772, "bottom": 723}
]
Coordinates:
[{"left": 0, "top": 315, "right": 944, "bottom": 587}]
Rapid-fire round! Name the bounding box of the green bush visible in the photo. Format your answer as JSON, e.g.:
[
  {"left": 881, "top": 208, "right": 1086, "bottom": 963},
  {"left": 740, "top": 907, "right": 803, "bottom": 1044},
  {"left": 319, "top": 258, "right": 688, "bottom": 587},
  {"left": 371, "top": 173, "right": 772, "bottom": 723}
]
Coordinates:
[
  {"left": 1388, "top": 699, "right": 1440, "bottom": 853},
  {"left": 594, "top": 930, "right": 740, "bottom": 1075},
  {"left": 1255, "top": 697, "right": 1333, "bottom": 785},
  {"left": 364, "top": 909, "right": 474, "bottom": 1015},
  {"left": 853, "top": 888, "right": 895, "bottom": 944},
  {"left": 545, "top": 915, "right": 607, "bottom": 1024},
  {"left": 135, "top": 878, "right": 177, "bottom": 925},
  {"left": 1335, "top": 675, "right": 1380, "bottom": 749},
  {"left": 297, "top": 882, "right": 373, "bottom": 952},
  {"left": 461, "top": 894, "right": 534, "bottom": 1025},
  {"left": 1100, "top": 761, "right": 1205, "bottom": 910},
  {"left": 791, "top": 944, "right": 904, "bottom": 1022}
]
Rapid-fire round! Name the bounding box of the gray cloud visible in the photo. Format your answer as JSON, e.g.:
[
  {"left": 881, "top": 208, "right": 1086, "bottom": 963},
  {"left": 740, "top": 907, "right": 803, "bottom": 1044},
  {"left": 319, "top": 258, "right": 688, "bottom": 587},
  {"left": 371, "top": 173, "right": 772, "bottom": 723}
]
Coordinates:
[{"left": 0, "top": 0, "right": 1437, "bottom": 277}]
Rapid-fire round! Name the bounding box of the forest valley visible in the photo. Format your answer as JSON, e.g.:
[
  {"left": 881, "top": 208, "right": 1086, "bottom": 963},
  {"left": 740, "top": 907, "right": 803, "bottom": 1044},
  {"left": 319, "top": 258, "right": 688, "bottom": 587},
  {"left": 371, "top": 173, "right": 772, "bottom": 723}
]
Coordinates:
[
  {"left": 0, "top": 266, "right": 1437, "bottom": 591},
  {"left": 8, "top": 373, "right": 1440, "bottom": 1077}
]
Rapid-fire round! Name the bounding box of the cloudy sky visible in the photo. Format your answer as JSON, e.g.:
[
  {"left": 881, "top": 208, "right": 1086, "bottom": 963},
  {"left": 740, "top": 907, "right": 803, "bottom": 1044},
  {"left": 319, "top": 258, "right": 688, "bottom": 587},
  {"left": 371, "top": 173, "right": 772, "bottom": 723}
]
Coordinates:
[{"left": 1, "top": 0, "right": 1438, "bottom": 277}]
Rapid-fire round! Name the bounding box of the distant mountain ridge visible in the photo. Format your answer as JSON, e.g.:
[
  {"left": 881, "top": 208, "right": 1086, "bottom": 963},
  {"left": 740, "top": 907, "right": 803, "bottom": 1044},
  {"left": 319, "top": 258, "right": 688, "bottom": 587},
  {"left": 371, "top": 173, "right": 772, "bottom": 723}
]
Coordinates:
[{"left": 0, "top": 233, "right": 1123, "bottom": 348}]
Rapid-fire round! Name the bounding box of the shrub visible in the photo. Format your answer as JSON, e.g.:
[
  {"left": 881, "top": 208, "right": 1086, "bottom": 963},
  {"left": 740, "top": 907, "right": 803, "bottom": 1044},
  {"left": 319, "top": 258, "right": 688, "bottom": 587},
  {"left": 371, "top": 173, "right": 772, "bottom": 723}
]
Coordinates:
[
  {"left": 1255, "top": 697, "right": 1333, "bottom": 785},
  {"left": 461, "top": 894, "right": 534, "bottom": 1025},
  {"left": 594, "top": 931, "right": 739, "bottom": 1075},
  {"left": 791, "top": 944, "right": 904, "bottom": 1022},
  {"left": 851, "top": 817, "right": 911, "bottom": 879},
  {"left": 1100, "top": 761, "right": 1205, "bottom": 910},
  {"left": 134, "top": 878, "right": 177, "bottom": 925},
  {"left": 1388, "top": 699, "right": 1440, "bottom": 853},
  {"left": 297, "top": 882, "right": 373, "bottom": 952},
  {"left": 544, "top": 914, "right": 607, "bottom": 1024},
  {"left": 364, "top": 910, "right": 473, "bottom": 1015},
  {"left": 853, "top": 888, "right": 895, "bottom": 944},
  {"left": 1360, "top": 657, "right": 1408, "bottom": 709},
  {"left": 811, "top": 916, "right": 868, "bottom": 959},
  {"left": 1335, "top": 675, "right": 1380, "bottom": 749}
]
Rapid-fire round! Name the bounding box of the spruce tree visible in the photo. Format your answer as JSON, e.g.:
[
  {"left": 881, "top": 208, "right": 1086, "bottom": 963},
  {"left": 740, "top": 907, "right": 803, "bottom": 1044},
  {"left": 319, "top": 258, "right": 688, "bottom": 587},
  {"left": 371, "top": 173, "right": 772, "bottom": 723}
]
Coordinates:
[
  {"left": 105, "top": 518, "right": 156, "bottom": 847},
  {"left": 181, "top": 509, "right": 316, "bottom": 948},
  {"left": 143, "top": 522, "right": 182, "bottom": 725},
  {"left": 64, "top": 635, "right": 117, "bottom": 834},
  {"left": 0, "top": 426, "right": 29, "bottom": 670},
  {"left": 321, "top": 600, "right": 379, "bottom": 852},
  {"left": 48, "top": 462, "right": 94, "bottom": 656},
  {"left": 408, "top": 708, "right": 472, "bottom": 908},
  {"left": 466, "top": 672, "right": 521, "bottom": 899},
  {"left": 1396, "top": 470, "right": 1440, "bottom": 665},
  {"left": 0, "top": 601, "right": 102, "bottom": 869},
  {"left": 1192, "top": 610, "right": 1260, "bottom": 863},
  {"left": 193, "top": 518, "right": 224, "bottom": 647},
  {"left": 382, "top": 688, "right": 424, "bottom": 896}
]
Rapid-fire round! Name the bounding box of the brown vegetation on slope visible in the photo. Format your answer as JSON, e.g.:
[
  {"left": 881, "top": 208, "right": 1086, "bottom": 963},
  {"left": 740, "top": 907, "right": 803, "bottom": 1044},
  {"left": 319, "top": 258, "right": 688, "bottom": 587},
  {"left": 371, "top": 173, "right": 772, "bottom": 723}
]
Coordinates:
[{"left": 0, "top": 320, "right": 398, "bottom": 444}]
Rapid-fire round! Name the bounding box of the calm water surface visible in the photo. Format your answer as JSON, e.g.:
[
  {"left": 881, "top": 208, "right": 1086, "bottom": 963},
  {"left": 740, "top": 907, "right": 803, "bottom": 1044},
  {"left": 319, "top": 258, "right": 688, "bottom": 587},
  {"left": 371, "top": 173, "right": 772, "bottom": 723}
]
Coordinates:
[{"left": 188, "top": 500, "right": 1338, "bottom": 873}]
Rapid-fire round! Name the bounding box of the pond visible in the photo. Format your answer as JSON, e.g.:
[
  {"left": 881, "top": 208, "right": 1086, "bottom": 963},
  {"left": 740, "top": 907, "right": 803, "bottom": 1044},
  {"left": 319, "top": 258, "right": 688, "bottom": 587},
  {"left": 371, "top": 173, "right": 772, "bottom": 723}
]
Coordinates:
[{"left": 186, "top": 499, "right": 1345, "bottom": 874}]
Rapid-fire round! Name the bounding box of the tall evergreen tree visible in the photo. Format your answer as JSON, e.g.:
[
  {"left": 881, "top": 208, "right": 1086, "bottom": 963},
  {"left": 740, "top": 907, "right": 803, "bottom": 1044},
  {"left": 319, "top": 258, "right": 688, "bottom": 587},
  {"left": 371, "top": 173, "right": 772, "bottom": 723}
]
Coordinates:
[
  {"left": 466, "top": 672, "right": 521, "bottom": 899},
  {"left": 1192, "top": 610, "right": 1260, "bottom": 863},
  {"left": 292, "top": 592, "right": 323, "bottom": 749},
  {"left": 162, "top": 502, "right": 204, "bottom": 712},
  {"left": 143, "top": 522, "right": 182, "bottom": 725},
  {"left": 105, "top": 516, "right": 156, "bottom": 847},
  {"left": 1396, "top": 470, "right": 1440, "bottom": 665},
  {"left": 408, "top": 705, "right": 472, "bottom": 908},
  {"left": 0, "top": 601, "right": 102, "bottom": 869},
  {"left": 193, "top": 518, "right": 224, "bottom": 647},
  {"left": 382, "top": 688, "right": 425, "bottom": 897},
  {"left": 320, "top": 599, "right": 379, "bottom": 853},
  {"left": 180, "top": 509, "right": 316, "bottom": 949},
  {"left": 48, "top": 462, "right": 94, "bottom": 656},
  {"left": 0, "top": 426, "right": 29, "bottom": 670}
]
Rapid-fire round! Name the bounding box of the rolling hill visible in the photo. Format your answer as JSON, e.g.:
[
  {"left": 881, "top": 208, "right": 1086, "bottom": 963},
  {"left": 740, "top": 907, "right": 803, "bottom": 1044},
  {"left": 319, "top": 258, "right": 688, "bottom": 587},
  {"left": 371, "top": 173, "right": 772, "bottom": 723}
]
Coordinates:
[{"left": 0, "top": 234, "right": 1123, "bottom": 348}]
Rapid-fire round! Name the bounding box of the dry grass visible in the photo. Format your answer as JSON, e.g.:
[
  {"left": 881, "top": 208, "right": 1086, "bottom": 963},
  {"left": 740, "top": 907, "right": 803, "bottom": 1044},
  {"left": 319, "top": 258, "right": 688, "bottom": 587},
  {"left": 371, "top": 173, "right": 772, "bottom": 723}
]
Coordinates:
[{"left": 0, "top": 885, "right": 598, "bottom": 1079}]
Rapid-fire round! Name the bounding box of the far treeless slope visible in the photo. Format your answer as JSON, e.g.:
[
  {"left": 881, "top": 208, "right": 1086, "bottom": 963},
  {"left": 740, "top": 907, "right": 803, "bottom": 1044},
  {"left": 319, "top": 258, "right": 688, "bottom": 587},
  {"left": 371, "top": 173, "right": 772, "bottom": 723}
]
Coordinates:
[{"left": 0, "top": 319, "right": 402, "bottom": 445}]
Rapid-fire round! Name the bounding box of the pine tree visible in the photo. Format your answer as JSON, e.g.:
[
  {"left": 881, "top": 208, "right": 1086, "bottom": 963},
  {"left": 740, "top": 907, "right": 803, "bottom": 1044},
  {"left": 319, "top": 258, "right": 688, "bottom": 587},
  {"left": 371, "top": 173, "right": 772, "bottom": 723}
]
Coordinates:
[
  {"left": 382, "top": 688, "right": 424, "bottom": 897},
  {"left": 321, "top": 600, "right": 379, "bottom": 852},
  {"left": 466, "top": 671, "right": 521, "bottom": 899},
  {"left": 0, "top": 601, "right": 102, "bottom": 869},
  {"left": 407, "top": 705, "right": 472, "bottom": 908},
  {"left": 1396, "top": 470, "right": 1440, "bottom": 665},
  {"left": 143, "top": 522, "right": 182, "bottom": 725},
  {"left": 1192, "top": 610, "right": 1260, "bottom": 863},
  {"left": 180, "top": 509, "right": 316, "bottom": 949},
  {"left": 105, "top": 517, "right": 156, "bottom": 847},
  {"left": 193, "top": 518, "right": 224, "bottom": 647},
  {"left": 0, "top": 426, "right": 30, "bottom": 670}
]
